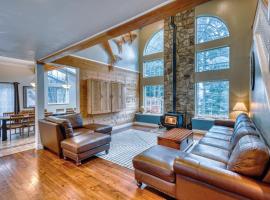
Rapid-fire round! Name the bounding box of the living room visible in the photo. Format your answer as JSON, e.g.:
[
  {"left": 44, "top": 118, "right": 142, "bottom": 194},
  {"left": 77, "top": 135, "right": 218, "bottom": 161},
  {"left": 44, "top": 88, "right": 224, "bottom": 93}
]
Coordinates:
[{"left": 0, "top": 0, "right": 269, "bottom": 199}]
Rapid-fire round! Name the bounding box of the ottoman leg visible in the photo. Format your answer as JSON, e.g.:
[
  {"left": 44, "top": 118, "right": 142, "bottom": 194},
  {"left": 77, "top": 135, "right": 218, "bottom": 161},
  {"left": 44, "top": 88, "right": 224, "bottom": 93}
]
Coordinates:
[
  {"left": 136, "top": 181, "right": 142, "bottom": 188},
  {"left": 105, "top": 150, "right": 109, "bottom": 155},
  {"left": 76, "top": 159, "right": 82, "bottom": 166}
]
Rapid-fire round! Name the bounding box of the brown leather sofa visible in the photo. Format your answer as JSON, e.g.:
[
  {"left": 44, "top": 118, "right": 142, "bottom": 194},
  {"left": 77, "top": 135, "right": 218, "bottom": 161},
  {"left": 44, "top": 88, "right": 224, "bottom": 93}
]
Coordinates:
[
  {"left": 39, "top": 113, "right": 112, "bottom": 165},
  {"left": 133, "top": 113, "right": 270, "bottom": 200}
]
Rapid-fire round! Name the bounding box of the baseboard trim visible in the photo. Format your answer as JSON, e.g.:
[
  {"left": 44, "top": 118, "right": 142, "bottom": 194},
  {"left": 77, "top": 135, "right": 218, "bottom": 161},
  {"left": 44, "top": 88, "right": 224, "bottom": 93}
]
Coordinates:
[
  {"left": 133, "top": 122, "right": 159, "bottom": 128},
  {"left": 113, "top": 123, "right": 133, "bottom": 131},
  {"left": 192, "top": 129, "right": 207, "bottom": 135}
]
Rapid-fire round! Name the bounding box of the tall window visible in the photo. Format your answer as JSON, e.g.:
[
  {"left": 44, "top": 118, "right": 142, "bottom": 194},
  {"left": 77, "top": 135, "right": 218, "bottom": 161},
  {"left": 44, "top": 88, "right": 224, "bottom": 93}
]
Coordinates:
[
  {"left": 195, "top": 16, "right": 230, "bottom": 118},
  {"left": 142, "top": 29, "right": 164, "bottom": 114},
  {"left": 47, "top": 67, "right": 76, "bottom": 105},
  {"left": 0, "top": 83, "right": 14, "bottom": 115}
]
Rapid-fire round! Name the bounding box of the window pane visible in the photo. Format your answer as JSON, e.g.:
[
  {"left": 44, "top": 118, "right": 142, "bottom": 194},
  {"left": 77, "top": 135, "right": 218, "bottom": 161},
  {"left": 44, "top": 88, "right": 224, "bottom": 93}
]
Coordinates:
[
  {"left": 48, "top": 87, "right": 69, "bottom": 104},
  {"left": 144, "top": 30, "right": 164, "bottom": 55},
  {"left": 196, "top": 47, "right": 230, "bottom": 72},
  {"left": 143, "top": 59, "right": 164, "bottom": 77},
  {"left": 196, "top": 80, "right": 229, "bottom": 118},
  {"left": 0, "top": 83, "right": 14, "bottom": 115},
  {"left": 47, "top": 67, "right": 76, "bottom": 105},
  {"left": 197, "top": 16, "right": 229, "bottom": 44},
  {"left": 144, "top": 85, "right": 164, "bottom": 114}
]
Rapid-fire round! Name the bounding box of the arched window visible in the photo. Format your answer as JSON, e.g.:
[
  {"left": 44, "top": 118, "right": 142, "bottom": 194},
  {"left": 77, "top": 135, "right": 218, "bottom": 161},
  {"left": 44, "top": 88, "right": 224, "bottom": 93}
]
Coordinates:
[
  {"left": 195, "top": 16, "right": 230, "bottom": 119},
  {"left": 196, "top": 16, "right": 229, "bottom": 44},
  {"left": 142, "top": 29, "right": 164, "bottom": 114},
  {"left": 144, "top": 29, "right": 164, "bottom": 55}
]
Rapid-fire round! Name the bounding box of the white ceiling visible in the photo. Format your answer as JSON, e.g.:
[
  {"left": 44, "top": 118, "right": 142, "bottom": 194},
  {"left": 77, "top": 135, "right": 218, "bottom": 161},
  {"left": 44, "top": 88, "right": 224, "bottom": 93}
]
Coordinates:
[{"left": 0, "top": 0, "right": 171, "bottom": 61}]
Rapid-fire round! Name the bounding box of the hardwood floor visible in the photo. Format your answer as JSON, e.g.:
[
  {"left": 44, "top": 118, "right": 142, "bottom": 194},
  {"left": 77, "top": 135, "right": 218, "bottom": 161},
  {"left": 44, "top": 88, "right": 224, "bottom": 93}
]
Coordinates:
[{"left": 0, "top": 149, "right": 169, "bottom": 200}]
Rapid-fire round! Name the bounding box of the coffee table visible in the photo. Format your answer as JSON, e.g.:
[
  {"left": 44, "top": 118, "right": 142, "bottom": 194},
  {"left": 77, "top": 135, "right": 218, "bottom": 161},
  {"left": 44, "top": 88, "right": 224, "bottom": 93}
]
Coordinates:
[{"left": 158, "top": 128, "right": 193, "bottom": 151}]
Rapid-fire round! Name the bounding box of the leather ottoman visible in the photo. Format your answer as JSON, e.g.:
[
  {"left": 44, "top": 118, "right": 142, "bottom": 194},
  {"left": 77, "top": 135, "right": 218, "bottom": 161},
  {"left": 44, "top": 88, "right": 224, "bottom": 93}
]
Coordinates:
[
  {"left": 133, "top": 145, "right": 184, "bottom": 198},
  {"left": 61, "top": 132, "right": 111, "bottom": 165}
]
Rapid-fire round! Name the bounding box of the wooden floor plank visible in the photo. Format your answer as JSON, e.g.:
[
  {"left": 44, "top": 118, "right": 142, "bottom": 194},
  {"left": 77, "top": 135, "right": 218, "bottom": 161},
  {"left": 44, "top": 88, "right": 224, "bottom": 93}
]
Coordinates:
[{"left": 0, "top": 149, "right": 167, "bottom": 200}]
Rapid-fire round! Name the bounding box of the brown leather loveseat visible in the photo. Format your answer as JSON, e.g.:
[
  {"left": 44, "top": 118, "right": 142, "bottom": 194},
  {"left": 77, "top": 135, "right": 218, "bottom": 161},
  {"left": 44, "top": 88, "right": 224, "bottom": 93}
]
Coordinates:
[
  {"left": 133, "top": 113, "right": 270, "bottom": 200},
  {"left": 39, "top": 113, "right": 112, "bottom": 165}
]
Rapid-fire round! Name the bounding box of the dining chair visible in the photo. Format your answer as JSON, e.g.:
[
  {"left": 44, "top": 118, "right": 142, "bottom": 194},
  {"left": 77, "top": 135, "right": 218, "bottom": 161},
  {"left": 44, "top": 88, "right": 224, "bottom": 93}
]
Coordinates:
[
  {"left": 56, "top": 108, "right": 65, "bottom": 113},
  {"left": 25, "top": 116, "right": 35, "bottom": 136},
  {"left": 8, "top": 115, "right": 25, "bottom": 140},
  {"left": 3, "top": 112, "right": 15, "bottom": 117},
  {"left": 66, "top": 108, "right": 75, "bottom": 114},
  {"left": 45, "top": 112, "right": 53, "bottom": 117}
]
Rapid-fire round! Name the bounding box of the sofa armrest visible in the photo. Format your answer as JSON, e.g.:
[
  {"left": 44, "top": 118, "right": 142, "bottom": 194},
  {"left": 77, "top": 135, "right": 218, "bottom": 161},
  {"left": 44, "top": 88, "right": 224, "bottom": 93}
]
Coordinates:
[
  {"left": 39, "top": 120, "right": 64, "bottom": 156},
  {"left": 173, "top": 155, "right": 270, "bottom": 200},
  {"left": 214, "top": 119, "right": 235, "bottom": 128}
]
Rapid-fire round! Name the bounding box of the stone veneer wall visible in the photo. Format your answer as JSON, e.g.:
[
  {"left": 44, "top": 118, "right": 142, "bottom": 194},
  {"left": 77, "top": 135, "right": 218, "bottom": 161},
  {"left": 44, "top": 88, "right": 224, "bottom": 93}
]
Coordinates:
[{"left": 164, "top": 9, "right": 195, "bottom": 118}]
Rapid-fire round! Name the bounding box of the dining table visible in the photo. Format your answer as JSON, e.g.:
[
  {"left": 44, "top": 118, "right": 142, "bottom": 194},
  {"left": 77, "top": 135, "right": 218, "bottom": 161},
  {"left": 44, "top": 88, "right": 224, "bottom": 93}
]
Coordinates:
[
  {"left": 0, "top": 116, "right": 12, "bottom": 141},
  {"left": 0, "top": 112, "right": 76, "bottom": 141}
]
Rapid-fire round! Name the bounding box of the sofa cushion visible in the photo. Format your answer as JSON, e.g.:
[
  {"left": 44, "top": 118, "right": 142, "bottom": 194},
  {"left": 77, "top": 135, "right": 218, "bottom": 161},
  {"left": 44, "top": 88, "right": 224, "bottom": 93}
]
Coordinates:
[
  {"left": 177, "top": 153, "right": 227, "bottom": 169},
  {"left": 233, "top": 121, "right": 256, "bottom": 134},
  {"left": 191, "top": 144, "right": 230, "bottom": 164},
  {"left": 235, "top": 113, "right": 249, "bottom": 124},
  {"left": 230, "top": 126, "right": 259, "bottom": 149},
  {"left": 45, "top": 116, "right": 74, "bottom": 138},
  {"left": 205, "top": 131, "right": 232, "bottom": 141},
  {"left": 208, "top": 126, "right": 233, "bottom": 135},
  {"left": 61, "top": 132, "right": 111, "bottom": 154},
  {"left": 84, "top": 123, "right": 112, "bottom": 134},
  {"left": 199, "top": 137, "right": 231, "bottom": 151},
  {"left": 228, "top": 135, "right": 270, "bottom": 177},
  {"left": 59, "top": 113, "right": 83, "bottom": 129},
  {"left": 73, "top": 128, "right": 94, "bottom": 137},
  {"left": 133, "top": 145, "right": 181, "bottom": 183}
]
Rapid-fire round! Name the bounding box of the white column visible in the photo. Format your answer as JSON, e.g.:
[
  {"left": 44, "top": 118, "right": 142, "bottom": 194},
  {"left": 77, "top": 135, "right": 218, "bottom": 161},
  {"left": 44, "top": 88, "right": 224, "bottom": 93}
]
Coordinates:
[{"left": 35, "top": 63, "right": 45, "bottom": 150}]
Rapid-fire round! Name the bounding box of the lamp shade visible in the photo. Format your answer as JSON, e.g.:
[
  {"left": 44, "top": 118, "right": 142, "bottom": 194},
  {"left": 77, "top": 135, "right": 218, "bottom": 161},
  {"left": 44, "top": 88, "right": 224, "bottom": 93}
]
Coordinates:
[{"left": 233, "top": 102, "right": 248, "bottom": 112}]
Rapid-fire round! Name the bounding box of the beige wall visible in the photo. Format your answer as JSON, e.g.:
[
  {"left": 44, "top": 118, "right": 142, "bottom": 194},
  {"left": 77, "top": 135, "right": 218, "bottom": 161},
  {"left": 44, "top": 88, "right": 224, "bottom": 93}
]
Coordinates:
[
  {"left": 195, "top": 0, "right": 258, "bottom": 118},
  {"left": 138, "top": 20, "right": 164, "bottom": 108}
]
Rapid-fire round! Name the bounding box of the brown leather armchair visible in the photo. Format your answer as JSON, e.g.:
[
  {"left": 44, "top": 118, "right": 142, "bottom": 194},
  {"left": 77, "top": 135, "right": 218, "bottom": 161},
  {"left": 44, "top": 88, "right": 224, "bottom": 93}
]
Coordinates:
[{"left": 39, "top": 113, "right": 112, "bottom": 165}]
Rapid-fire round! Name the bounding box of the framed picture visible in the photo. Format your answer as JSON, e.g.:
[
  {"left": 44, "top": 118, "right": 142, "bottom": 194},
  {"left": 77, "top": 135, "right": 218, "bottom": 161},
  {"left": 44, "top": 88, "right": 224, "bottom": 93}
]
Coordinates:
[{"left": 23, "top": 86, "right": 35, "bottom": 108}]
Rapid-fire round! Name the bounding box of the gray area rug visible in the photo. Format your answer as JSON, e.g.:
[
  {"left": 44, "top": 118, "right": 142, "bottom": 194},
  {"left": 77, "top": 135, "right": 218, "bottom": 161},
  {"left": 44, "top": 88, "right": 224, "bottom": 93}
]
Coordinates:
[{"left": 98, "top": 129, "right": 159, "bottom": 170}]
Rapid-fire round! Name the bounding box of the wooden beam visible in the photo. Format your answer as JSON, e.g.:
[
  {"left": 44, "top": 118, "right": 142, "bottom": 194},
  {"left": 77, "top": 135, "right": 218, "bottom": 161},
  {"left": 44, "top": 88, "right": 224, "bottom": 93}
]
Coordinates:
[{"left": 38, "top": 0, "right": 210, "bottom": 63}]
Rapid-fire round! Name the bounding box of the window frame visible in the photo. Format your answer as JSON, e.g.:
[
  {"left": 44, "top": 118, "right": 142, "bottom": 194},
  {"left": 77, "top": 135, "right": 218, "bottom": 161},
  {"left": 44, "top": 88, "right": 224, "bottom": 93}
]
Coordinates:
[
  {"left": 195, "top": 80, "right": 230, "bottom": 119},
  {"left": 196, "top": 16, "right": 230, "bottom": 44},
  {"left": 195, "top": 45, "right": 231, "bottom": 73},
  {"left": 143, "top": 29, "right": 164, "bottom": 56},
  {"left": 143, "top": 85, "right": 164, "bottom": 114},
  {"left": 143, "top": 58, "right": 164, "bottom": 78},
  {"left": 47, "top": 86, "right": 70, "bottom": 105}
]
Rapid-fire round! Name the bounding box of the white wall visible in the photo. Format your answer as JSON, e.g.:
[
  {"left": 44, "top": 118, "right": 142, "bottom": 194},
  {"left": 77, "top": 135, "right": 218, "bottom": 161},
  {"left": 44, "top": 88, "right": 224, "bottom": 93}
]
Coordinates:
[{"left": 0, "top": 57, "right": 35, "bottom": 110}]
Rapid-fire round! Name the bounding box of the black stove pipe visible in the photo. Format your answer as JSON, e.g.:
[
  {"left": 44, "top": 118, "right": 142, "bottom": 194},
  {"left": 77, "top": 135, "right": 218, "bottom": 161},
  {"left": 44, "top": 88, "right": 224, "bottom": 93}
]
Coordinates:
[{"left": 170, "top": 16, "right": 177, "bottom": 113}]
